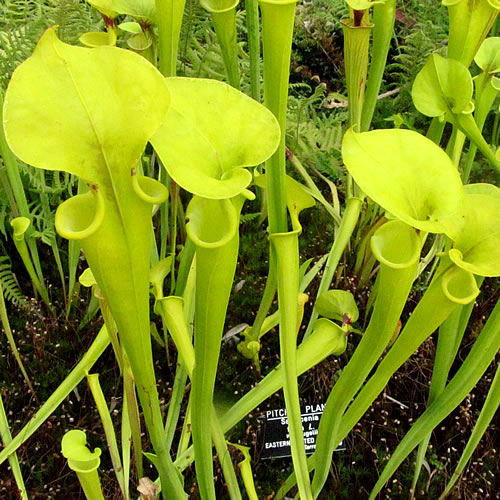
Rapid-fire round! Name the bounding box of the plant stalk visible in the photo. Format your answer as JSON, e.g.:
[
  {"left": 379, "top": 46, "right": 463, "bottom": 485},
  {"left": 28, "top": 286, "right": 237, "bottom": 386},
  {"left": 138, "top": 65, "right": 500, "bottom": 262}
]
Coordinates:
[
  {"left": 155, "top": 0, "right": 187, "bottom": 76},
  {"left": 270, "top": 229, "right": 313, "bottom": 499},
  {"left": 311, "top": 220, "right": 421, "bottom": 495},
  {"left": 259, "top": 0, "right": 297, "bottom": 234},
  {"left": 361, "top": 0, "right": 396, "bottom": 132}
]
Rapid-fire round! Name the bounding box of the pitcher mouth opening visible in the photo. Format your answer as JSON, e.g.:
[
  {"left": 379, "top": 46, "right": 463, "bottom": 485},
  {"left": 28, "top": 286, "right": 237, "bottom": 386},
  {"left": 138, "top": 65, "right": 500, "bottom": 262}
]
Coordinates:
[
  {"left": 55, "top": 190, "right": 105, "bottom": 240},
  {"left": 371, "top": 220, "right": 421, "bottom": 269}
]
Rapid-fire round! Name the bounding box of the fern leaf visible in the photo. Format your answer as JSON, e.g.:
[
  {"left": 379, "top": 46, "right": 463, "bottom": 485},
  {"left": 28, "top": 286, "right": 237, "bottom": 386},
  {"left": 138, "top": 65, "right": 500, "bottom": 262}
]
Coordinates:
[
  {"left": 240, "top": 212, "right": 260, "bottom": 224},
  {"left": 0, "top": 256, "right": 28, "bottom": 307}
]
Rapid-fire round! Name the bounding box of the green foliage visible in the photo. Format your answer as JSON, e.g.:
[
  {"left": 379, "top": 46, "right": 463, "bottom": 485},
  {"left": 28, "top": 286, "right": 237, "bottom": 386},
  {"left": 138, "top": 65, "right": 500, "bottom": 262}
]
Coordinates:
[
  {"left": 27, "top": 200, "right": 57, "bottom": 246},
  {"left": 179, "top": 0, "right": 250, "bottom": 88},
  {"left": 19, "top": 166, "right": 75, "bottom": 245},
  {"left": 388, "top": 19, "right": 446, "bottom": 84},
  {"left": 287, "top": 83, "right": 345, "bottom": 182},
  {"left": 0, "top": 0, "right": 101, "bottom": 90},
  {"left": 412, "top": 53, "right": 474, "bottom": 118},
  {"left": 151, "top": 77, "right": 279, "bottom": 199},
  {"left": 239, "top": 211, "right": 260, "bottom": 223},
  {"left": 20, "top": 167, "right": 72, "bottom": 196},
  {"left": 385, "top": 19, "right": 448, "bottom": 124},
  {"left": 0, "top": 0, "right": 55, "bottom": 29},
  {"left": 0, "top": 256, "right": 27, "bottom": 307},
  {"left": 0, "top": 22, "right": 46, "bottom": 91},
  {"left": 293, "top": 0, "right": 347, "bottom": 79},
  {"left": 51, "top": 0, "right": 103, "bottom": 45},
  {"left": 342, "top": 128, "right": 463, "bottom": 234},
  {"left": 0, "top": 0, "right": 102, "bottom": 294}
]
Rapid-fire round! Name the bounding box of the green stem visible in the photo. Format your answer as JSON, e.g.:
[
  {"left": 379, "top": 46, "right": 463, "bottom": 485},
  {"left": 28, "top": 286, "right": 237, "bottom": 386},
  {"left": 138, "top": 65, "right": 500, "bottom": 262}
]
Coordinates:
[
  {"left": 334, "top": 263, "right": 480, "bottom": 458},
  {"left": 0, "top": 326, "right": 110, "bottom": 465},
  {"left": 245, "top": 0, "right": 261, "bottom": 100},
  {"left": 361, "top": 0, "right": 396, "bottom": 132},
  {"left": 448, "top": 127, "right": 466, "bottom": 167},
  {"left": 211, "top": 408, "right": 242, "bottom": 500},
  {"left": 440, "top": 362, "right": 500, "bottom": 499},
  {"left": 202, "top": 1, "right": 241, "bottom": 89},
  {"left": 11, "top": 218, "right": 50, "bottom": 305},
  {"left": 492, "top": 112, "right": 499, "bottom": 147},
  {"left": 370, "top": 295, "right": 500, "bottom": 499},
  {"left": 174, "top": 237, "right": 196, "bottom": 297},
  {"left": 160, "top": 287, "right": 244, "bottom": 498},
  {"left": 188, "top": 197, "right": 241, "bottom": 499},
  {"left": 280, "top": 262, "right": 481, "bottom": 498},
  {"left": 411, "top": 309, "right": 462, "bottom": 493},
  {"left": 160, "top": 166, "right": 170, "bottom": 260},
  {"left": 246, "top": 249, "right": 277, "bottom": 349},
  {"left": 164, "top": 245, "right": 196, "bottom": 450},
  {"left": 303, "top": 196, "right": 362, "bottom": 340},
  {"left": 288, "top": 149, "right": 341, "bottom": 225},
  {"left": 164, "top": 363, "right": 188, "bottom": 450},
  {"left": 0, "top": 281, "right": 36, "bottom": 397},
  {"left": 67, "top": 180, "right": 87, "bottom": 317},
  {"left": 177, "top": 396, "right": 192, "bottom": 458},
  {"left": 260, "top": 0, "right": 297, "bottom": 234},
  {"left": 120, "top": 390, "right": 131, "bottom": 500},
  {"left": 463, "top": 71, "right": 498, "bottom": 182},
  {"left": 38, "top": 169, "right": 67, "bottom": 300},
  {"left": 122, "top": 352, "right": 143, "bottom": 480},
  {"left": 311, "top": 220, "right": 421, "bottom": 496},
  {"left": 463, "top": 144, "right": 479, "bottom": 183},
  {"left": 0, "top": 167, "right": 18, "bottom": 217},
  {"left": 0, "top": 88, "right": 45, "bottom": 283},
  {"left": 170, "top": 181, "right": 179, "bottom": 295},
  {"left": 453, "top": 111, "right": 499, "bottom": 171},
  {"left": 96, "top": 295, "right": 123, "bottom": 373},
  {"left": 0, "top": 393, "right": 28, "bottom": 500},
  {"left": 270, "top": 229, "right": 312, "bottom": 499},
  {"left": 426, "top": 117, "right": 446, "bottom": 145},
  {"left": 411, "top": 278, "right": 481, "bottom": 493},
  {"left": 87, "top": 373, "right": 126, "bottom": 498},
  {"left": 75, "top": 470, "right": 104, "bottom": 499},
  {"left": 173, "top": 300, "right": 344, "bottom": 470},
  {"left": 155, "top": 0, "right": 187, "bottom": 76},
  {"left": 136, "top": 373, "right": 185, "bottom": 498},
  {"left": 342, "top": 16, "right": 373, "bottom": 131}
]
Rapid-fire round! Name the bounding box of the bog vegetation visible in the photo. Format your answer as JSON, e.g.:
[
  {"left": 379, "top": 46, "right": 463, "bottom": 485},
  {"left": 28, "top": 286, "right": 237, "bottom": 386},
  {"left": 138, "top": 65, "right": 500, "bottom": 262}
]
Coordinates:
[{"left": 0, "top": 0, "right": 499, "bottom": 499}]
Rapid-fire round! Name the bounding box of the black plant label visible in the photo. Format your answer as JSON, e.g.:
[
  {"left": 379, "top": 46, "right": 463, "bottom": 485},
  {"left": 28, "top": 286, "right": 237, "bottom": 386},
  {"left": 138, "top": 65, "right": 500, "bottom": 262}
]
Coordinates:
[{"left": 260, "top": 403, "right": 345, "bottom": 459}]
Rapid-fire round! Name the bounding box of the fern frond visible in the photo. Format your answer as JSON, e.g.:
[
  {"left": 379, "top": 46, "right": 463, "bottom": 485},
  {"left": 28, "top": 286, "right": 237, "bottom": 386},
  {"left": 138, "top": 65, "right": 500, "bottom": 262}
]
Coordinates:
[
  {"left": 0, "top": 256, "right": 28, "bottom": 307},
  {"left": 0, "top": 0, "right": 102, "bottom": 89},
  {"left": 19, "top": 163, "right": 74, "bottom": 196},
  {"left": 386, "top": 20, "right": 447, "bottom": 113},
  {"left": 240, "top": 212, "right": 260, "bottom": 224},
  {"left": 53, "top": 0, "right": 102, "bottom": 46},
  {"left": 0, "top": 24, "right": 44, "bottom": 89},
  {"left": 179, "top": 0, "right": 253, "bottom": 94},
  {"left": 289, "top": 82, "right": 313, "bottom": 92},
  {"left": 25, "top": 198, "right": 56, "bottom": 246},
  {"left": 286, "top": 82, "right": 345, "bottom": 181}
]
